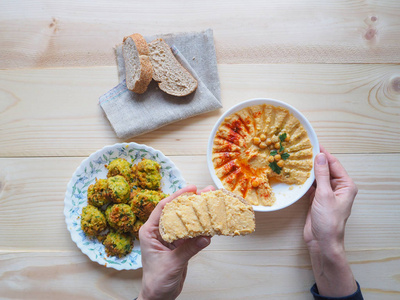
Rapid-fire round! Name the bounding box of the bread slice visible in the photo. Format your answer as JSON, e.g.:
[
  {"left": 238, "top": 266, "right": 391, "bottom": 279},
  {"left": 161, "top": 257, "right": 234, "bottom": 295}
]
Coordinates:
[
  {"left": 148, "top": 38, "right": 198, "bottom": 97},
  {"left": 159, "top": 189, "right": 255, "bottom": 243},
  {"left": 122, "top": 34, "right": 153, "bottom": 94}
]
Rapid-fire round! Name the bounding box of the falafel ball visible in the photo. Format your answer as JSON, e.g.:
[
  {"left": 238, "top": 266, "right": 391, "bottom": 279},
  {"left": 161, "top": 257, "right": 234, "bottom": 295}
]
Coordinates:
[
  {"left": 107, "top": 158, "right": 134, "bottom": 183},
  {"left": 87, "top": 178, "right": 110, "bottom": 207},
  {"left": 136, "top": 159, "right": 162, "bottom": 190},
  {"left": 80, "top": 205, "right": 107, "bottom": 236},
  {"left": 103, "top": 231, "right": 133, "bottom": 258},
  {"left": 132, "top": 219, "right": 144, "bottom": 239},
  {"left": 105, "top": 204, "right": 136, "bottom": 233},
  {"left": 131, "top": 189, "right": 168, "bottom": 222},
  {"left": 107, "top": 175, "right": 130, "bottom": 204}
]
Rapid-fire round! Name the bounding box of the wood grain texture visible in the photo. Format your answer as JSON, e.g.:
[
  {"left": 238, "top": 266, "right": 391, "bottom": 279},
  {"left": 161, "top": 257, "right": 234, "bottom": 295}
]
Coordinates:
[
  {"left": 1, "top": 1, "right": 400, "bottom": 298},
  {"left": 1, "top": 0, "right": 400, "bottom": 68},
  {"left": 0, "top": 249, "right": 399, "bottom": 299},
  {"left": 1, "top": 64, "right": 399, "bottom": 157},
  {"left": 0, "top": 154, "right": 399, "bottom": 252}
]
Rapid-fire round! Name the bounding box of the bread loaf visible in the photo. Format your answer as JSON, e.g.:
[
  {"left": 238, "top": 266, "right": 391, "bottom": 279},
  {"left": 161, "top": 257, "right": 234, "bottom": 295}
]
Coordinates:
[
  {"left": 122, "top": 33, "right": 153, "bottom": 94},
  {"left": 159, "top": 189, "right": 255, "bottom": 243},
  {"left": 148, "top": 38, "right": 198, "bottom": 97}
]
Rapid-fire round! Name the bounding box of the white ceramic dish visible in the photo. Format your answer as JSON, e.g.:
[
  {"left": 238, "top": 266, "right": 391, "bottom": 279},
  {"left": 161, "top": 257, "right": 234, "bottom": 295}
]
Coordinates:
[
  {"left": 64, "top": 142, "right": 186, "bottom": 270},
  {"left": 207, "top": 98, "right": 319, "bottom": 212}
]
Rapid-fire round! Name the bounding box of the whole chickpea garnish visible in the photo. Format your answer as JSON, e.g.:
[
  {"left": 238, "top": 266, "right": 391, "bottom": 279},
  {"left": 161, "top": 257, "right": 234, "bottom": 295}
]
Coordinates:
[
  {"left": 253, "top": 137, "right": 261, "bottom": 145},
  {"left": 251, "top": 177, "right": 261, "bottom": 188},
  {"left": 259, "top": 142, "right": 267, "bottom": 149}
]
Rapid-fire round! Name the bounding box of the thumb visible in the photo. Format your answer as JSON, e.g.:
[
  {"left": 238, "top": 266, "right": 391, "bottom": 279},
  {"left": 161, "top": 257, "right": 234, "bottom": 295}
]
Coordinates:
[
  {"left": 173, "top": 236, "right": 211, "bottom": 264},
  {"left": 314, "top": 153, "right": 332, "bottom": 192}
]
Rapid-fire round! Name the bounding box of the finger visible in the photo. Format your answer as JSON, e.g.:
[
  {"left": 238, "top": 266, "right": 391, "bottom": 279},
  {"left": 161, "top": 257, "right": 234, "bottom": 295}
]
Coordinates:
[
  {"left": 145, "top": 185, "right": 197, "bottom": 228},
  {"left": 328, "top": 154, "right": 350, "bottom": 180},
  {"left": 198, "top": 185, "right": 215, "bottom": 194},
  {"left": 314, "top": 153, "right": 332, "bottom": 193},
  {"left": 319, "top": 144, "right": 327, "bottom": 154},
  {"left": 172, "top": 236, "right": 211, "bottom": 264},
  {"left": 320, "top": 146, "right": 350, "bottom": 179}
]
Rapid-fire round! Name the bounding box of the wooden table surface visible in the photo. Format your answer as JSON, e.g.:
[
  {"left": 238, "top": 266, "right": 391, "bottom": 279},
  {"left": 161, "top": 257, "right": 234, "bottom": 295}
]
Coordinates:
[{"left": 1, "top": 1, "right": 400, "bottom": 299}]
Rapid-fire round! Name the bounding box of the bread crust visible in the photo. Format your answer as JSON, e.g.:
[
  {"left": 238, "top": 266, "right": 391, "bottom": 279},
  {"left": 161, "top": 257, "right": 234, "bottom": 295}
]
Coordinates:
[
  {"left": 123, "top": 33, "right": 149, "bottom": 55},
  {"left": 123, "top": 34, "right": 153, "bottom": 94},
  {"left": 133, "top": 55, "right": 153, "bottom": 94}
]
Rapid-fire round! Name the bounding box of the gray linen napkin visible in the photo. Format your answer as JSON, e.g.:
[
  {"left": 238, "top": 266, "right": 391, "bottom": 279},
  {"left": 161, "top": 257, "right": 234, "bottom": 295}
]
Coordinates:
[{"left": 99, "top": 29, "right": 222, "bottom": 139}]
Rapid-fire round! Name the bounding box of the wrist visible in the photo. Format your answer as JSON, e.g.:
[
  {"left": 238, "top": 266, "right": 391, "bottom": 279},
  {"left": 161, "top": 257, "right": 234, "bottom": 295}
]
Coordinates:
[
  {"left": 308, "top": 242, "right": 357, "bottom": 297},
  {"left": 306, "top": 238, "right": 345, "bottom": 261},
  {"left": 138, "top": 285, "right": 157, "bottom": 300},
  {"left": 138, "top": 278, "right": 155, "bottom": 300}
]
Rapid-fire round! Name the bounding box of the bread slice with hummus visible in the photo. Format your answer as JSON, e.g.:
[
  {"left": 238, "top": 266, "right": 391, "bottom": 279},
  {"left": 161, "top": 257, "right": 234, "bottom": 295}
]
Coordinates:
[
  {"left": 159, "top": 189, "right": 255, "bottom": 243},
  {"left": 122, "top": 33, "right": 153, "bottom": 94}
]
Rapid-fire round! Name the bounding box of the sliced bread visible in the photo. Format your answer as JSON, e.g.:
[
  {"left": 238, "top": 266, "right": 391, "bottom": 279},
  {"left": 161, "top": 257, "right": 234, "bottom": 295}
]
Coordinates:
[
  {"left": 159, "top": 189, "right": 255, "bottom": 243},
  {"left": 148, "top": 38, "right": 198, "bottom": 97},
  {"left": 122, "top": 34, "right": 153, "bottom": 94}
]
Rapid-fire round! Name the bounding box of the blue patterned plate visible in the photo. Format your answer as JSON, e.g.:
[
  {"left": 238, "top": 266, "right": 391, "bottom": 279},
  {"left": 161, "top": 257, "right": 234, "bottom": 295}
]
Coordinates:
[{"left": 64, "top": 143, "right": 186, "bottom": 270}]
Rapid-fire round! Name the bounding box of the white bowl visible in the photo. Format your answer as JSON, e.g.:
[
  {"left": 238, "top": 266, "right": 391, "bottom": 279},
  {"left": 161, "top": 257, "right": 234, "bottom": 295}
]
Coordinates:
[{"left": 207, "top": 98, "right": 319, "bottom": 212}]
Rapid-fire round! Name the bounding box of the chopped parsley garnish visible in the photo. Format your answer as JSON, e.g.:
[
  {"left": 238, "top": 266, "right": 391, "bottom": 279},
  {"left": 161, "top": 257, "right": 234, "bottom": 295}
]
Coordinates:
[
  {"left": 270, "top": 150, "right": 278, "bottom": 156},
  {"left": 279, "top": 133, "right": 287, "bottom": 142},
  {"left": 279, "top": 142, "right": 284, "bottom": 153},
  {"left": 281, "top": 152, "right": 290, "bottom": 160},
  {"left": 269, "top": 162, "right": 282, "bottom": 174}
]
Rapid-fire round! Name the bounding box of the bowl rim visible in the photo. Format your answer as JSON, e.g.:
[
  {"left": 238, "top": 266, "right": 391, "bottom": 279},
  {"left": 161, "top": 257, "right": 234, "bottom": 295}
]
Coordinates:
[{"left": 207, "top": 98, "right": 319, "bottom": 212}]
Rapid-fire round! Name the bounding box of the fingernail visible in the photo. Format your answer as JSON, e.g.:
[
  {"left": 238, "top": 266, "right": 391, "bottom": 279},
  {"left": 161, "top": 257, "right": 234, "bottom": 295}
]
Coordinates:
[
  {"left": 196, "top": 237, "right": 210, "bottom": 249},
  {"left": 316, "top": 153, "right": 327, "bottom": 165}
]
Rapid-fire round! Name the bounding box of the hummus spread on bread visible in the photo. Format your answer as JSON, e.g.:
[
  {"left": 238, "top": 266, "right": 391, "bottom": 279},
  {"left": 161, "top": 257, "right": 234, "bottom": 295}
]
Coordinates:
[
  {"left": 160, "top": 190, "right": 255, "bottom": 243},
  {"left": 212, "top": 104, "right": 313, "bottom": 206}
]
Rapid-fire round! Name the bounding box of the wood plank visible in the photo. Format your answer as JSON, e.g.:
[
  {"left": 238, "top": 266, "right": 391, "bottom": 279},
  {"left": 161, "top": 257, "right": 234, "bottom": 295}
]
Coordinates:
[
  {"left": 0, "top": 154, "right": 399, "bottom": 252},
  {"left": 1, "top": 0, "right": 400, "bottom": 68},
  {"left": 1, "top": 64, "right": 399, "bottom": 157},
  {"left": 0, "top": 249, "right": 398, "bottom": 299}
]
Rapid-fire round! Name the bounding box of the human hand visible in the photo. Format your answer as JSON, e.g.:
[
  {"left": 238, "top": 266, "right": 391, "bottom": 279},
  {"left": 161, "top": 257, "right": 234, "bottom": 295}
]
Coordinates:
[
  {"left": 137, "top": 185, "right": 214, "bottom": 300},
  {"left": 304, "top": 146, "right": 358, "bottom": 297},
  {"left": 304, "top": 145, "right": 358, "bottom": 252}
]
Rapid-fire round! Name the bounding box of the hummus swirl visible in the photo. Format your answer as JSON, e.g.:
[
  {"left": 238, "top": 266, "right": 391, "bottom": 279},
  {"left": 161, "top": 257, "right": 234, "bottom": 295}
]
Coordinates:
[{"left": 212, "top": 104, "right": 313, "bottom": 206}]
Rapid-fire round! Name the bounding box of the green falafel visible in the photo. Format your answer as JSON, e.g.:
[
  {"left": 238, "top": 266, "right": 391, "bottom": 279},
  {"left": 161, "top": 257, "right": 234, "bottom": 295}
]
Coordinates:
[
  {"left": 131, "top": 189, "right": 168, "bottom": 222},
  {"left": 136, "top": 159, "right": 162, "bottom": 190},
  {"left": 107, "top": 175, "right": 130, "bottom": 203},
  {"left": 87, "top": 178, "right": 110, "bottom": 207},
  {"left": 80, "top": 205, "right": 107, "bottom": 236},
  {"left": 105, "top": 204, "right": 136, "bottom": 233},
  {"left": 103, "top": 231, "right": 133, "bottom": 258},
  {"left": 107, "top": 158, "right": 134, "bottom": 183}
]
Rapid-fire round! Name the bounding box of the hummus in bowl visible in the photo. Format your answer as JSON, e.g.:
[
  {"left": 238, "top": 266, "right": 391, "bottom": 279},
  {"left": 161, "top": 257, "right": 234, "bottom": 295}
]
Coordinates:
[{"left": 207, "top": 98, "right": 319, "bottom": 212}]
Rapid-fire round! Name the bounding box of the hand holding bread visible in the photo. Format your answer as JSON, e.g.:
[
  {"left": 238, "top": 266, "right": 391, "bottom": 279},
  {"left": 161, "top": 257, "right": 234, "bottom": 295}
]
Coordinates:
[
  {"left": 138, "top": 185, "right": 212, "bottom": 300},
  {"left": 122, "top": 33, "right": 198, "bottom": 96}
]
